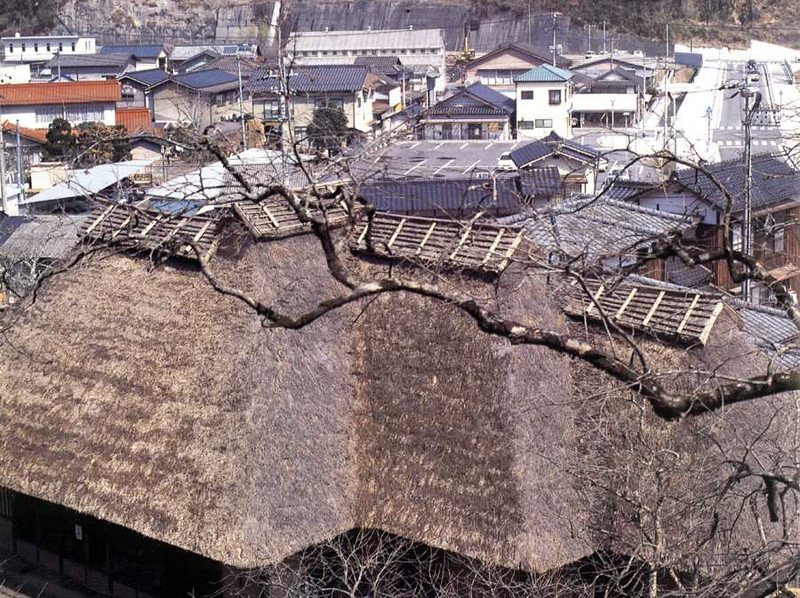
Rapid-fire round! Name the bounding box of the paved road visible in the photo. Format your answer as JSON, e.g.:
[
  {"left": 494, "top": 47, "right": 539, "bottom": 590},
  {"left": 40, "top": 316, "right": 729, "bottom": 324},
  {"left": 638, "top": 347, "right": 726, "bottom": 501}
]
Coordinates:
[{"left": 712, "top": 60, "right": 785, "bottom": 160}]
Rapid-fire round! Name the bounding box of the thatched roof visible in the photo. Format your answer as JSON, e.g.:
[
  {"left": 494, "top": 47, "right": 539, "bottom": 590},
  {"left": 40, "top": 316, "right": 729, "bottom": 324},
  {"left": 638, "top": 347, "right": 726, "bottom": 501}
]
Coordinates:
[{"left": 0, "top": 228, "right": 792, "bottom": 574}]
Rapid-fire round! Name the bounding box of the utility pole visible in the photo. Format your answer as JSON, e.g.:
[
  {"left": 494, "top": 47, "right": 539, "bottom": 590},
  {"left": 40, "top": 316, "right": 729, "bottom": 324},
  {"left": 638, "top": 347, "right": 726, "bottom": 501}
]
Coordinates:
[
  {"left": 15, "top": 120, "right": 23, "bottom": 200},
  {"left": 663, "top": 58, "right": 669, "bottom": 144},
  {"left": 0, "top": 99, "right": 7, "bottom": 215},
  {"left": 640, "top": 51, "right": 647, "bottom": 136},
  {"left": 237, "top": 53, "right": 247, "bottom": 151},
  {"left": 528, "top": 1, "right": 532, "bottom": 46},
  {"left": 551, "top": 12, "right": 561, "bottom": 67},
  {"left": 602, "top": 21, "right": 607, "bottom": 54},
  {"left": 741, "top": 86, "right": 759, "bottom": 302}
]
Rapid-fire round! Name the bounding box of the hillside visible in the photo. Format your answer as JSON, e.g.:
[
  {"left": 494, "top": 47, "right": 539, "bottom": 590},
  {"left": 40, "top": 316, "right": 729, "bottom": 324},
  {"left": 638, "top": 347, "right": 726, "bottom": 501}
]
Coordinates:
[{"left": 3, "top": 0, "right": 799, "bottom": 51}]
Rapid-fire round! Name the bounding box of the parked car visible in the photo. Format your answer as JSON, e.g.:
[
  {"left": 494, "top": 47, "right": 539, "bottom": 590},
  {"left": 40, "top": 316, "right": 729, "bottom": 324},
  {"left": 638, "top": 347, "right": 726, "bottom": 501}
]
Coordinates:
[{"left": 496, "top": 152, "right": 517, "bottom": 171}]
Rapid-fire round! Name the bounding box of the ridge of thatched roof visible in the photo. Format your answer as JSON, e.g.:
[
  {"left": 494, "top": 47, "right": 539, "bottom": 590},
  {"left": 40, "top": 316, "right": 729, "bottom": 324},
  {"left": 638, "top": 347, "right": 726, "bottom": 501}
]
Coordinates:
[
  {"left": 350, "top": 212, "right": 527, "bottom": 273},
  {"left": 80, "top": 201, "right": 227, "bottom": 262},
  {"left": 234, "top": 196, "right": 349, "bottom": 240},
  {"left": 563, "top": 279, "right": 725, "bottom": 345}
]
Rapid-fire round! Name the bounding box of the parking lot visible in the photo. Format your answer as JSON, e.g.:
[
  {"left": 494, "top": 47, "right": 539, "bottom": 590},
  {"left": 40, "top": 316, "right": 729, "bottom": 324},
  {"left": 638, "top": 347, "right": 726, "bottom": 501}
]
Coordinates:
[{"left": 364, "top": 140, "right": 525, "bottom": 179}]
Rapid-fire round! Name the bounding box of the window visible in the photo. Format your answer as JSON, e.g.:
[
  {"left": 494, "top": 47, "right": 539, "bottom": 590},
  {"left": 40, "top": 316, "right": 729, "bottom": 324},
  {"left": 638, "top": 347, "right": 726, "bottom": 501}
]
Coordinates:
[
  {"left": 549, "top": 90, "right": 562, "bottom": 105},
  {"left": 59, "top": 42, "right": 63, "bottom": 51},
  {"left": 534, "top": 119, "right": 553, "bottom": 128},
  {"left": 34, "top": 43, "right": 38, "bottom": 52},
  {"left": 262, "top": 99, "right": 282, "bottom": 118},
  {"left": 21, "top": 43, "right": 26, "bottom": 52},
  {"left": 7, "top": 44, "right": 12, "bottom": 54},
  {"left": 773, "top": 226, "right": 786, "bottom": 254},
  {"left": 518, "top": 120, "right": 535, "bottom": 130},
  {"left": 71, "top": 42, "right": 76, "bottom": 51},
  {"left": 121, "top": 84, "right": 135, "bottom": 101},
  {"left": 520, "top": 90, "right": 534, "bottom": 100},
  {"left": 314, "top": 98, "right": 344, "bottom": 110},
  {"left": 46, "top": 42, "right": 51, "bottom": 52},
  {"left": 35, "top": 105, "right": 63, "bottom": 123}
]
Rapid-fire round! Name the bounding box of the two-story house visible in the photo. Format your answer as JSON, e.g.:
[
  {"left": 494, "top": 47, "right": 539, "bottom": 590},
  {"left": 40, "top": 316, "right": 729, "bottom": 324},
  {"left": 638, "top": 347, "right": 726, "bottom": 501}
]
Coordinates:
[
  {"left": 0, "top": 80, "right": 120, "bottom": 129},
  {"left": 465, "top": 42, "right": 572, "bottom": 98},
  {"left": 285, "top": 28, "right": 447, "bottom": 93},
  {"left": 147, "top": 69, "right": 247, "bottom": 128},
  {"left": 514, "top": 65, "right": 575, "bottom": 140},
  {"left": 1, "top": 35, "right": 96, "bottom": 64},
  {"left": 572, "top": 68, "right": 644, "bottom": 128},
  {"left": 99, "top": 45, "right": 168, "bottom": 71},
  {"left": 617, "top": 154, "right": 800, "bottom": 299},
  {"left": 417, "top": 82, "right": 515, "bottom": 141},
  {"left": 249, "top": 65, "right": 377, "bottom": 138}
]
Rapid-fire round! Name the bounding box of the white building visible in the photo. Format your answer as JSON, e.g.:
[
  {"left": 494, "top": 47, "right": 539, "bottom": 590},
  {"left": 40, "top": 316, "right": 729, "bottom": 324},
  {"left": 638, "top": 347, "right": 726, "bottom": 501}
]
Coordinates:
[
  {"left": 1, "top": 35, "right": 96, "bottom": 64},
  {"left": 0, "top": 80, "right": 120, "bottom": 129},
  {"left": 0, "top": 63, "right": 31, "bottom": 84},
  {"left": 514, "top": 65, "right": 574, "bottom": 140},
  {"left": 286, "top": 28, "right": 447, "bottom": 92}
]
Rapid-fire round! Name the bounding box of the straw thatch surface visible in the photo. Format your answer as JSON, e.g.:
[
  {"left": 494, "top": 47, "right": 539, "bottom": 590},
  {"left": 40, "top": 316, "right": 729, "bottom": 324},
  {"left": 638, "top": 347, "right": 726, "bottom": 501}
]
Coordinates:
[{"left": 0, "top": 235, "right": 793, "bottom": 573}]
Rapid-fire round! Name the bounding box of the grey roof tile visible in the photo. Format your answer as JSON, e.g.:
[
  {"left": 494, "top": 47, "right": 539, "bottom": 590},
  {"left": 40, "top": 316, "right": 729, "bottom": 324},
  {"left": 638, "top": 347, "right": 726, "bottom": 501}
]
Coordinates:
[{"left": 249, "top": 65, "right": 369, "bottom": 94}]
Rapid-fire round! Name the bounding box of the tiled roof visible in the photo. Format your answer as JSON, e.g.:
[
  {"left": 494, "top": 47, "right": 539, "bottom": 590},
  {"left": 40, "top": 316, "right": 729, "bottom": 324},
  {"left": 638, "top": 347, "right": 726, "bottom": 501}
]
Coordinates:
[
  {"left": 249, "top": 65, "right": 370, "bottom": 94},
  {"left": 467, "top": 42, "right": 572, "bottom": 70},
  {"left": 350, "top": 212, "right": 527, "bottom": 273},
  {"left": 2, "top": 121, "right": 47, "bottom": 143},
  {"left": 288, "top": 28, "right": 445, "bottom": 52},
  {"left": 664, "top": 256, "right": 713, "bottom": 289},
  {"left": 673, "top": 154, "right": 800, "bottom": 213},
  {"left": 508, "top": 195, "right": 694, "bottom": 264},
  {"left": 0, "top": 80, "right": 121, "bottom": 106},
  {"left": 518, "top": 167, "right": 563, "bottom": 197},
  {"left": 169, "top": 45, "right": 225, "bottom": 61},
  {"left": 735, "top": 301, "right": 800, "bottom": 371},
  {"left": 173, "top": 69, "right": 239, "bottom": 90},
  {"left": 354, "top": 55, "right": 402, "bottom": 68},
  {"left": 602, "top": 180, "right": 657, "bottom": 201},
  {"left": 515, "top": 64, "right": 574, "bottom": 83},
  {"left": 358, "top": 178, "right": 521, "bottom": 215},
  {"left": 80, "top": 202, "right": 225, "bottom": 262},
  {"left": 116, "top": 107, "right": 153, "bottom": 134},
  {"left": 119, "top": 68, "right": 171, "bottom": 88},
  {"left": 194, "top": 55, "right": 262, "bottom": 78},
  {"left": 509, "top": 132, "right": 599, "bottom": 168},
  {"left": 0, "top": 215, "right": 88, "bottom": 261},
  {"left": 426, "top": 104, "right": 511, "bottom": 116},
  {"left": 99, "top": 45, "right": 165, "bottom": 59},
  {"left": 563, "top": 279, "right": 724, "bottom": 345},
  {"left": 464, "top": 82, "right": 516, "bottom": 112},
  {"left": 46, "top": 53, "right": 133, "bottom": 68}
]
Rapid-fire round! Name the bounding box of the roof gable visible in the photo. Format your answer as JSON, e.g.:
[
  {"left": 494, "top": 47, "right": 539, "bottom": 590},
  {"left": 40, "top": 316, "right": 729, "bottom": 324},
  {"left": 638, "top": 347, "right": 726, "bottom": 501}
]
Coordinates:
[
  {"left": 467, "top": 42, "right": 571, "bottom": 70},
  {"left": 515, "top": 64, "right": 574, "bottom": 83}
]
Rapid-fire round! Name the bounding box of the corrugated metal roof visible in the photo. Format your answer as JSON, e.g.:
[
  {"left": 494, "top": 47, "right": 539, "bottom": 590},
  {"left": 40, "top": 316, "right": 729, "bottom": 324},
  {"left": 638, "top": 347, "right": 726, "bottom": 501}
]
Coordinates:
[
  {"left": 147, "top": 148, "right": 329, "bottom": 202},
  {"left": 288, "top": 28, "right": 445, "bottom": 52},
  {"left": 100, "top": 45, "right": 165, "bottom": 59},
  {"left": 0, "top": 80, "right": 121, "bottom": 106},
  {"left": 24, "top": 160, "right": 155, "bottom": 204},
  {"left": 515, "top": 64, "right": 574, "bottom": 83},
  {"left": 250, "top": 65, "right": 369, "bottom": 94}
]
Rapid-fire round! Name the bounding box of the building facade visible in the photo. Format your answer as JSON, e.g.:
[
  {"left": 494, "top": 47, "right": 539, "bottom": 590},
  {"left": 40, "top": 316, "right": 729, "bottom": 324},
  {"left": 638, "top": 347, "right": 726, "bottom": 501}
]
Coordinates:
[
  {"left": 1, "top": 35, "right": 96, "bottom": 63},
  {"left": 0, "top": 81, "right": 120, "bottom": 129},
  {"left": 514, "top": 65, "right": 574, "bottom": 140}
]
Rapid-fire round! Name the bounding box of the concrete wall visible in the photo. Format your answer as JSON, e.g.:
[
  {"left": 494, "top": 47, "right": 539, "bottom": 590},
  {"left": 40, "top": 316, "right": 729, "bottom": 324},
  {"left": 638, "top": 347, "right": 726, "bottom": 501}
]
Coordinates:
[{"left": 1, "top": 37, "right": 95, "bottom": 63}]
